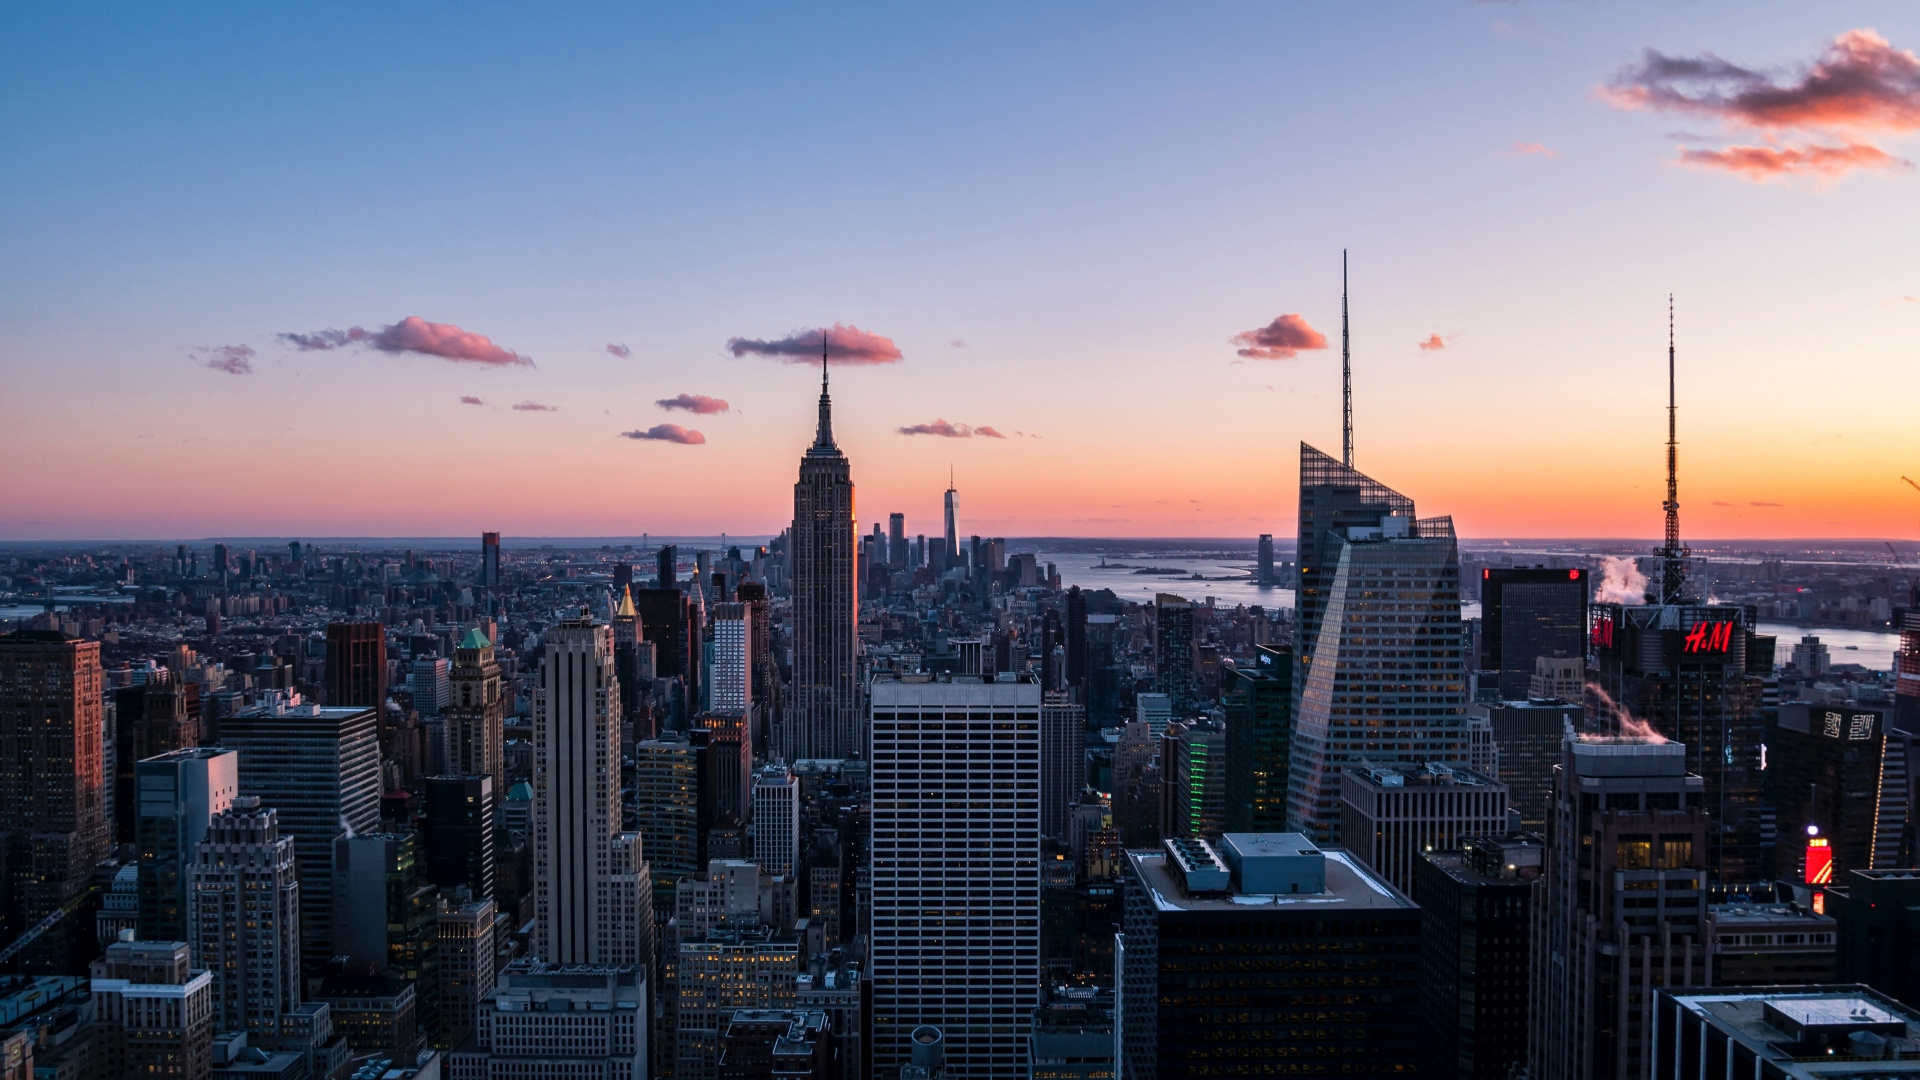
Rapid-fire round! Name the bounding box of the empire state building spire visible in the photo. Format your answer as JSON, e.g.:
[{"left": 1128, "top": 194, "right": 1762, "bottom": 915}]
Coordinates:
[
  {"left": 813, "top": 333, "right": 836, "bottom": 451},
  {"left": 789, "top": 326, "right": 858, "bottom": 761}
]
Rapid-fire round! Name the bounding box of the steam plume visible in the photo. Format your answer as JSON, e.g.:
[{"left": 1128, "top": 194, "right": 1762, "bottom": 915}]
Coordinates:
[{"left": 1594, "top": 556, "right": 1648, "bottom": 604}]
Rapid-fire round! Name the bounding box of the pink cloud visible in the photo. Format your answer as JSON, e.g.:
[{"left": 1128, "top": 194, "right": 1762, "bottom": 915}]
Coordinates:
[
  {"left": 1418, "top": 333, "right": 1448, "bottom": 352},
  {"left": 621, "top": 424, "right": 705, "bottom": 444},
  {"left": 1509, "top": 141, "right": 1558, "bottom": 157},
  {"left": 607, "top": 343, "right": 632, "bottom": 358},
  {"left": 198, "top": 344, "right": 254, "bottom": 375},
  {"left": 1676, "top": 139, "right": 1910, "bottom": 178},
  {"left": 278, "top": 317, "right": 532, "bottom": 366},
  {"left": 898, "top": 418, "right": 1002, "bottom": 438},
  {"left": 459, "top": 396, "right": 484, "bottom": 405},
  {"left": 1230, "top": 314, "right": 1329, "bottom": 360},
  {"left": 656, "top": 393, "right": 730, "bottom": 415},
  {"left": 974, "top": 426, "right": 1006, "bottom": 439},
  {"left": 726, "top": 322, "right": 903, "bottom": 365},
  {"left": 512, "top": 401, "right": 557, "bottom": 412}
]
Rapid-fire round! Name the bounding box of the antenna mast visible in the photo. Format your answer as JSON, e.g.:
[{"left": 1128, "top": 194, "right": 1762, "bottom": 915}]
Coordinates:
[
  {"left": 1660, "top": 295, "right": 1688, "bottom": 604},
  {"left": 1341, "top": 250, "right": 1353, "bottom": 468}
]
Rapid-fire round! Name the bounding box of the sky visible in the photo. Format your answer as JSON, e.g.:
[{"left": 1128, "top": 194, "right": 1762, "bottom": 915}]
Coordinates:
[{"left": 2, "top": 2, "right": 1918, "bottom": 543}]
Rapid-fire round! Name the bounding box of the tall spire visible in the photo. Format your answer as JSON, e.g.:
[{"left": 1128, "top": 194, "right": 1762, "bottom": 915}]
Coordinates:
[
  {"left": 813, "top": 330, "right": 835, "bottom": 450},
  {"left": 1659, "top": 294, "right": 1688, "bottom": 604},
  {"left": 1341, "top": 249, "right": 1353, "bottom": 468}
]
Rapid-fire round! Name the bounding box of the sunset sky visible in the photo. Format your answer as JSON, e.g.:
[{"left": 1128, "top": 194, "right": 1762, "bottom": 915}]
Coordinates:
[{"left": 3, "top": 3, "right": 1918, "bottom": 542}]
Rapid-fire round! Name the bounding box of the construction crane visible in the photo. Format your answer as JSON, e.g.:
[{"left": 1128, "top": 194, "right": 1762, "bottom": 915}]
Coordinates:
[{"left": 0, "top": 887, "right": 99, "bottom": 966}]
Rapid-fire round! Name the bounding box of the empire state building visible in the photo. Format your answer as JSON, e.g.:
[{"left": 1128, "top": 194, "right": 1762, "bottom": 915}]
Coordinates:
[{"left": 788, "top": 345, "right": 859, "bottom": 760}]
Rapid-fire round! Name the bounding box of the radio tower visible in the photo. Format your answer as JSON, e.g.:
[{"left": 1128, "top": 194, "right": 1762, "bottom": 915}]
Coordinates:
[
  {"left": 1341, "top": 249, "right": 1353, "bottom": 468},
  {"left": 1659, "top": 295, "right": 1689, "bottom": 604}
]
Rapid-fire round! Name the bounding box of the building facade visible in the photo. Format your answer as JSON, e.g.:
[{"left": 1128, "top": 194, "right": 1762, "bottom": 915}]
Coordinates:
[
  {"left": 789, "top": 360, "right": 859, "bottom": 761},
  {"left": 445, "top": 628, "right": 505, "bottom": 804},
  {"left": 187, "top": 796, "right": 300, "bottom": 1039}
]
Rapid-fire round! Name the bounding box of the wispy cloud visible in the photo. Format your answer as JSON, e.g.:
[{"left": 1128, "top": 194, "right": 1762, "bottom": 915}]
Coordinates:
[
  {"left": 898, "top": 419, "right": 1005, "bottom": 439},
  {"left": 1508, "top": 141, "right": 1559, "bottom": 157},
  {"left": 512, "top": 401, "right": 557, "bottom": 412},
  {"left": 621, "top": 424, "right": 705, "bottom": 444},
  {"left": 459, "top": 395, "right": 484, "bottom": 405},
  {"left": 950, "top": 339, "right": 967, "bottom": 349},
  {"left": 1230, "top": 314, "right": 1328, "bottom": 360},
  {"left": 1418, "top": 333, "right": 1449, "bottom": 352},
  {"left": 1600, "top": 28, "right": 1920, "bottom": 179},
  {"left": 1751, "top": 500, "right": 1784, "bottom": 507},
  {"left": 606, "top": 343, "right": 632, "bottom": 359},
  {"left": 656, "top": 393, "right": 729, "bottom": 415},
  {"left": 198, "top": 344, "right": 255, "bottom": 375},
  {"left": 278, "top": 317, "right": 533, "bottom": 366},
  {"left": 725, "top": 323, "right": 903, "bottom": 365}
]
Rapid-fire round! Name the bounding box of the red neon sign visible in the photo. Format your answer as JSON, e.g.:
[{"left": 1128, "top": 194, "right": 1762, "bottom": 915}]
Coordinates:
[
  {"left": 1684, "top": 621, "right": 1734, "bottom": 653},
  {"left": 1806, "top": 838, "right": 1833, "bottom": 884},
  {"left": 1592, "top": 614, "right": 1614, "bottom": 649}
]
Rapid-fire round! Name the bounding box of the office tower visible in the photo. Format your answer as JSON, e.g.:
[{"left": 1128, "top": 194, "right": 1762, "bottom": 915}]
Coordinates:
[
  {"left": 1041, "top": 693, "right": 1084, "bottom": 841},
  {"left": 658, "top": 543, "right": 678, "bottom": 589},
  {"left": 676, "top": 927, "right": 801, "bottom": 1080},
  {"left": 718, "top": 1009, "right": 836, "bottom": 1079},
  {"left": 135, "top": 747, "right": 238, "bottom": 941},
  {"left": 1153, "top": 594, "right": 1195, "bottom": 717},
  {"left": 323, "top": 622, "right": 387, "bottom": 711},
  {"left": 480, "top": 531, "right": 501, "bottom": 590},
  {"left": 1118, "top": 833, "right": 1419, "bottom": 1077},
  {"left": 0, "top": 631, "right": 109, "bottom": 971},
  {"left": 1027, "top": 986, "right": 1114, "bottom": 1080},
  {"left": 1338, "top": 762, "right": 1508, "bottom": 896},
  {"left": 435, "top": 895, "right": 496, "bottom": 1052},
  {"left": 188, "top": 796, "right": 300, "bottom": 1038},
  {"left": 701, "top": 714, "right": 753, "bottom": 826},
  {"left": 334, "top": 831, "right": 440, "bottom": 1039},
  {"left": 1287, "top": 478, "right": 1469, "bottom": 842},
  {"left": 1480, "top": 567, "right": 1589, "bottom": 700},
  {"left": 410, "top": 655, "right": 450, "bottom": 715},
  {"left": 1530, "top": 738, "right": 1708, "bottom": 1080},
  {"left": 613, "top": 561, "right": 634, "bottom": 594},
  {"left": 634, "top": 586, "right": 693, "bottom": 685},
  {"left": 222, "top": 692, "right": 381, "bottom": 971},
  {"left": 634, "top": 733, "right": 703, "bottom": 891},
  {"left": 943, "top": 475, "right": 959, "bottom": 573},
  {"left": 1897, "top": 592, "right": 1920, "bottom": 731},
  {"left": 1770, "top": 703, "right": 1904, "bottom": 879},
  {"left": 888, "top": 512, "right": 907, "bottom": 572},
  {"left": 423, "top": 775, "right": 495, "bottom": 900},
  {"left": 446, "top": 628, "right": 505, "bottom": 804},
  {"left": 1474, "top": 699, "right": 1579, "bottom": 830},
  {"left": 532, "top": 616, "right": 653, "bottom": 967},
  {"left": 1528, "top": 654, "right": 1584, "bottom": 701},
  {"left": 1257, "top": 533, "right": 1275, "bottom": 586},
  {"left": 928, "top": 538, "right": 948, "bottom": 578},
  {"left": 613, "top": 588, "right": 648, "bottom": 739},
  {"left": 1295, "top": 443, "right": 1415, "bottom": 660},
  {"left": 1590, "top": 601, "right": 1771, "bottom": 881},
  {"left": 1833, "top": 870, "right": 1920, "bottom": 1010},
  {"left": 89, "top": 939, "right": 213, "bottom": 1080},
  {"left": 1654, "top": 986, "right": 1920, "bottom": 1080},
  {"left": 869, "top": 675, "right": 1042, "bottom": 1077},
  {"left": 1702, "top": 897, "right": 1835, "bottom": 986},
  {"left": 737, "top": 581, "right": 777, "bottom": 751},
  {"left": 447, "top": 961, "right": 647, "bottom": 1077},
  {"left": 1417, "top": 834, "right": 1542, "bottom": 1080},
  {"left": 213, "top": 541, "right": 230, "bottom": 584},
  {"left": 1160, "top": 720, "right": 1225, "bottom": 841},
  {"left": 711, "top": 603, "right": 752, "bottom": 716},
  {"left": 790, "top": 356, "right": 859, "bottom": 763},
  {"left": 753, "top": 764, "right": 800, "bottom": 878},
  {"left": 1223, "top": 644, "right": 1293, "bottom": 834},
  {"left": 1063, "top": 586, "right": 1088, "bottom": 692}
]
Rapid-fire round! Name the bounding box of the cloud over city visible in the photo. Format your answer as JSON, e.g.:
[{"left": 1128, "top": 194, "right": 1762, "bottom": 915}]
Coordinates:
[
  {"left": 1230, "top": 314, "right": 1328, "bottom": 360},
  {"left": 898, "top": 419, "right": 1005, "bottom": 438},
  {"left": 726, "top": 323, "right": 903, "bottom": 365},
  {"left": 278, "top": 317, "right": 534, "bottom": 366},
  {"left": 655, "top": 393, "right": 730, "bottom": 415},
  {"left": 198, "top": 344, "right": 255, "bottom": 375},
  {"left": 621, "top": 424, "right": 706, "bottom": 444}
]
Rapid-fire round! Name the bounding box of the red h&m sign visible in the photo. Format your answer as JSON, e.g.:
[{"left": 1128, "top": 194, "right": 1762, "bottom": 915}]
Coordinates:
[
  {"left": 1683, "top": 620, "right": 1734, "bottom": 653},
  {"left": 1805, "top": 838, "right": 1834, "bottom": 884},
  {"left": 1591, "top": 614, "right": 1614, "bottom": 649}
]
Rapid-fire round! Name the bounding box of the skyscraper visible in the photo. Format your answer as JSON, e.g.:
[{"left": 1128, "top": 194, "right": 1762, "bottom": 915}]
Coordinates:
[
  {"left": 869, "top": 675, "right": 1042, "bottom": 1077},
  {"left": 1257, "top": 533, "right": 1275, "bottom": 586},
  {"left": 1286, "top": 454, "right": 1469, "bottom": 843},
  {"left": 135, "top": 747, "right": 238, "bottom": 942},
  {"left": 1222, "top": 644, "right": 1293, "bottom": 834},
  {"left": 888, "top": 512, "right": 907, "bottom": 572},
  {"left": 422, "top": 774, "right": 495, "bottom": 901},
  {"left": 1153, "top": 594, "right": 1195, "bottom": 718},
  {"left": 0, "top": 630, "right": 110, "bottom": 971},
  {"left": 752, "top": 764, "right": 800, "bottom": 878},
  {"left": 789, "top": 349, "right": 859, "bottom": 761},
  {"left": 479, "top": 531, "right": 501, "bottom": 590},
  {"left": 1480, "top": 567, "right": 1588, "bottom": 700},
  {"left": 532, "top": 616, "right": 653, "bottom": 967},
  {"left": 323, "top": 622, "right": 387, "bottom": 712},
  {"left": 1041, "top": 692, "right": 1085, "bottom": 841},
  {"left": 445, "top": 628, "right": 504, "bottom": 803},
  {"left": 710, "top": 602, "right": 751, "bottom": 717},
  {"left": 188, "top": 795, "right": 301, "bottom": 1038},
  {"left": 943, "top": 473, "right": 959, "bottom": 573},
  {"left": 633, "top": 732, "right": 703, "bottom": 892},
  {"left": 1065, "top": 586, "right": 1088, "bottom": 693}
]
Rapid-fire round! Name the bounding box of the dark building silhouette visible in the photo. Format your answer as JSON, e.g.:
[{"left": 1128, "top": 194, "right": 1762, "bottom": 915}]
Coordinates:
[
  {"left": 1477, "top": 699, "right": 1579, "bottom": 830},
  {"left": 1257, "top": 533, "right": 1275, "bottom": 586},
  {"left": 1154, "top": 594, "right": 1195, "bottom": 717},
  {"left": 1418, "top": 834, "right": 1542, "bottom": 1080},
  {"left": 422, "top": 775, "right": 495, "bottom": 901},
  {"left": 1222, "top": 644, "right": 1293, "bottom": 833},
  {"left": 1832, "top": 869, "right": 1920, "bottom": 1013},
  {"left": 324, "top": 622, "right": 387, "bottom": 712},
  {"left": 480, "top": 531, "right": 501, "bottom": 590},
  {"left": 1065, "top": 586, "right": 1088, "bottom": 692},
  {"left": 1481, "top": 567, "right": 1589, "bottom": 700},
  {"left": 657, "top": 544, "right": 678, "bottom": 589},
  {"left": 1773, "top": 703, "right": 1902, "bottom": 881},
  {"left": 634, "top": 588, "right": 692, "bottom": 684}
]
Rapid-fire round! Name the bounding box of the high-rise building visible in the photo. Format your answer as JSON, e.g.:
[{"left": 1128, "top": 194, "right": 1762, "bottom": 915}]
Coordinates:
[
  {"left": 789, "top": 356, "right": 859, "bottom": 762},
  {"left": 634, "top": 733, "right": 703, "bottom": 891},
  {"left": 1160, "top": 720, "right": 1225, "bottom": 841},
  {"left": 1530, "top": 738, "right": 1708, "bottom": 1080},
  {"left": 1653, "top": 986, "right": 1920, "bottom": 1080},
  {"left": 700, "top": 714, "right": 753, "bottom": 828},
  {"left": 448, "top": 961, "right": 647, "bottom": 1078},
  {"left": 1153, "top": 595, "right": 1195, "bottom": 717},
  {"left": 188, "top": 795, "right": 300, "bottom": 1038},
  {"left": 221, "top": 692, "right": 381, "bottom": 971},
  {"left": 752, "top": 764, "right": 800, "bottom": 879},
  {"left": 1589, "top": 601, "right": 1772, "bottom": 881},
  {"left": 410, "top": 655, "right": 450, "bottom": 716},
  {"left": 0, "top": 631, "right": 110, "bottom": 971},
  {"left": 869, "top": 675, "right": 1042, "bottom": 1077},
  {"left": 1896, "top": 592, "right": 1920, "bottom": 732},
  {"left": 334, "top": 831, "right": 441, "bottom": 1039},
  {"left": 436, "top": 895, "right": 496, "bottom": 1052},
  {"left": 1473, "top": 699, "right": 1579, "bottom": 830},
  {"left": 423, "top": 775, "right": 495, "bottom": 901},
  {"left": 1417, "top": 834, "right": 1543, "bottom": 1080},
  {"left": 943, "top": 476, "right": 959, "bottom": 573},
  {"left": 737, "top": 581, "right": 777, "bottom": 752},
  {"left": 613, "top": 587, "right": 651, "bottom": 740},
  {"left": 1833, "top": 870, "right": 1920, "bottom": 1012},
  {"left": 1223, "top": 644, "right": 1293, "bottom": 834},
  {"left": 1041, "top": 693, "right": 1084, "bottom": 842},
  {"left": 323, "top": 622, "right": 387, "bottom": 712},
  {"left": 1338, "top": 762, "right": 1508, "bottom": 896},
  {"left": 135, "top": 747, "right": 238, "bottom": 942},
  {"left": 634, "top": 587, "right": 693, "bottom": 686},
  {"left": 89, "top": 938, "right": 213, "bottom": 1080},
  {"left": 888, "top": 512, "right": 907, "bottom": 572},
  {"left": 1480, "top": 567, "right": 1589, "bottom": 700},
  {"left": 710, "top": 603, "right": 752, "bottom": 717},
  {"left": 479, "top": 531, "right": 501, "bottom": 590},
  {"left": 1527, "top": 654, "right": 1585, "bottom": 702},
  {"left": 675, "top": 926, "right": 801, "bottom": 1080},
  {"left": 658, "top": 544, "right": 679, "bottom": 589},
  {"left": 1771, "top": 703, "right": 1905, "bottom": 880},
  {"left": 1286, "top": 457, "right": 1469, "bottom": 842},
  {"left": 1064, "top": 587, "right": 1088, "bottom": 694},
  {"left": 532, "top": 616, "right": 653, "bottom": 968},
  {"left": 446, "top": 628, "right": 504, "bottom": 804},
  {"left": 1257, "top": 534, "right": 1275, "bottom": 586},
  {"left": 1118, "top": 833, "right": 1419, "bottom": 1078}
]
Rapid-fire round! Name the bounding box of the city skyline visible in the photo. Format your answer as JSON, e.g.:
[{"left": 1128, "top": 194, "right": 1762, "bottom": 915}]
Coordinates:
[{"left": 4, "top": 4, "right": 1919, "bottom": 541}]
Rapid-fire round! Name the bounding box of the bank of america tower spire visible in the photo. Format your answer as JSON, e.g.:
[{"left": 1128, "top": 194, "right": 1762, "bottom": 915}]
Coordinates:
[{"left": 786, "top": 332, "right": 860, "bottom": 760}]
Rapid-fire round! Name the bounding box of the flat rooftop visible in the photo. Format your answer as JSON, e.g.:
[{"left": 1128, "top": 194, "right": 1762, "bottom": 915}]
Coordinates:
[
  {"left": 1669, "top": 988, "right": 1920, "bottom": 1078},
  {"left": 1129, "top": 848, "right": 1413, "bottom": 913}
]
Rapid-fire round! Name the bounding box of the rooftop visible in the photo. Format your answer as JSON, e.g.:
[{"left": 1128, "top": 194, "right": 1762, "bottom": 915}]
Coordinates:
[
  {"left": 1128, "top": 846, "right": 1411, "bottom": 914},
  {"left": 1666, "top": 987, "right": 1920, "bottom": 1078}
]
